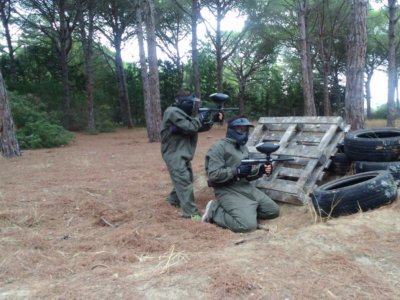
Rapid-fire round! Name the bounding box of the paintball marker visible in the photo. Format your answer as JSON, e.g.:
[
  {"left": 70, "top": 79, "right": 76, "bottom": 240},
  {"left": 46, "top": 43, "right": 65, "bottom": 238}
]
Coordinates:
[
  {"left": 198, "top": 93, "right": 239, "bottom": 118},
  {"left": 241, "top": 143, "right": 294, "bottom": 166}
]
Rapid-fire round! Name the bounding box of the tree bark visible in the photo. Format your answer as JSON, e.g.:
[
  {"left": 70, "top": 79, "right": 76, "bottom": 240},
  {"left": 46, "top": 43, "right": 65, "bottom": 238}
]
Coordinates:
[
  {"left": 297, "top": 0, "right": 316, "bottom": 116},
  {"left": 144, "top": 0, "right": 161, "bottom": 142},
  {"left": 365, "top": 70, "right": 373, "bottom": 119},
  {"left": 60, "top": 41, "right": 71, "bottom": 130},
  {"left": 136, "top": 5, "right": 152, "bottom": 142},
  {"left": 386, "top": 0, "right": 398, "bottom": 127},
  {"left": 216, "top": 2, "right": 223, "bottom": 92},
  {"left": 114, "top": 40, "right": 133, "bottom": 128},
  {"left": 344, "top": 0, "right": 367, "bottom": 130},
  {"left": 78, "top": 0, "right": 96, "bottom": 132},
  {"left": 0, "top": 0, "right": 17, "bottom": 82},
  {"left": 191, "top": 0, "right": 201, "bottom": 97},
  {"left": 0, "top": 71, "right": 20, "bottom": 158}
]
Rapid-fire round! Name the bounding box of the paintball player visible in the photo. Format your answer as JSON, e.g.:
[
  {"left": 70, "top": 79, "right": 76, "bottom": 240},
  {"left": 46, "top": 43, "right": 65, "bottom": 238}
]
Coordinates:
[
  {"left": 161, "top": 91, "right": 223, "bottom": 221},
  {"left": 202, "top": 116, "right": 280, "bottom": 232}
]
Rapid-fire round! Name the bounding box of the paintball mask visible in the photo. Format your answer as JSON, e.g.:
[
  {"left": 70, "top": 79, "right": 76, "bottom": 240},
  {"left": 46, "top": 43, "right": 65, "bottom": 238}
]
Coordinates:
[
  {"left": 226, "top": 117, "right": 254, "bottom": 145},
  {"left": 176, "top": 95, "right": 200, "bottom": 116}
]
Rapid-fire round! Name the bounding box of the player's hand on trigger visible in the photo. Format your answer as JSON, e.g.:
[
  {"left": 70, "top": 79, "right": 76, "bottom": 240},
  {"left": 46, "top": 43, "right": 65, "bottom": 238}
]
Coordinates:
[{"left": 264, "top": 164, "right": 273, "bottom": 176}]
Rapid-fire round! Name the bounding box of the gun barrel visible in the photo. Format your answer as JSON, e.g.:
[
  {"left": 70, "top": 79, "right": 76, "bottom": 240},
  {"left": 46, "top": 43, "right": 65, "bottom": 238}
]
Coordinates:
[
  {"left": 273, "top": 158, "right": 295, "bottom": 162},
  {"left": 199, "top": 107, "right": 239, "bottom": 112},
  {"left": 241, "top": 158, "right": 269, "bottom": 165},
  {"left": 241, "top": 157, "right": 294, "bottom": 165},
  {"left": 221, "top": 107, "right": 239, "bottom": 111}
]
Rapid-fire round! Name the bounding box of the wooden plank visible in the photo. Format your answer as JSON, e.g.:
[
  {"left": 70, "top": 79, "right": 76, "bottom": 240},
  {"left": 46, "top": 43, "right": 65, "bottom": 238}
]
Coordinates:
[
  {"left": 256, "top": 178, "right": 302, "bottom": 194},
  {"left": 279, "top": 124, "right": 298, "bottom": 148},
  {"left": 247, "top": 124, "right": 265, "bottom": 147},
  {"left": 295, "top": 159, "right": 319, "bottom": 188},
  {"left": 258, "top": 133, "right": 285, "bottom": 142},
  {"left": 274, "top": 146, "right": 320, "bottom": 159},
  {"left": 259, "top": 189, "right": 302, "bottom": 205},
  {"left": 260, "top": 134, "right": 325, "bottom": 145},
  {"left": 276, "top": 167, "right": 303, "bottom": 178},
  {"left": 257, "top": 123, "right": 334, "bottom": 132},
  {"left": 257, "top": 116, "right": 346, "bottom": 129},
  {"left": 317, "top": 124, "right": 338, "bottom": 150}
]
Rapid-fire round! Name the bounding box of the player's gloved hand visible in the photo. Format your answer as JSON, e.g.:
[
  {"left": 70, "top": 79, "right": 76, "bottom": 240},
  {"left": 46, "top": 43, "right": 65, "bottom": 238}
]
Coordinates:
[
  {"left": 199, "top": 111, "right": 211, "bottom": 123},
  {"left": 198, "top": 111, "right": 214, "bottom": 132},
  {"left": 169, "top": 124, "right": 178, "bottom": 134},
  {"left": 234, "top": 164, "right": 252, "bottom": 177}
]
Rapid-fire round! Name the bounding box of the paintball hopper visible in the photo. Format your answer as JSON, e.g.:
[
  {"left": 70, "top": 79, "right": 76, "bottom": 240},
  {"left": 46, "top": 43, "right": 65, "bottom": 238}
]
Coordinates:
[
  {"left": 209, "top": 93, "right": 230, "bottom": 104},
  {"left": 255, "top": 143, "right": 280, "bottom": 155}
]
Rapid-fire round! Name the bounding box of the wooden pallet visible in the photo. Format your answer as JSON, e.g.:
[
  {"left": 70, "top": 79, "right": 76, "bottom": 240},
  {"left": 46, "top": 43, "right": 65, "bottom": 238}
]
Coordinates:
[{"left": 247, "top": 116, "right": 349, "bottom": 205}]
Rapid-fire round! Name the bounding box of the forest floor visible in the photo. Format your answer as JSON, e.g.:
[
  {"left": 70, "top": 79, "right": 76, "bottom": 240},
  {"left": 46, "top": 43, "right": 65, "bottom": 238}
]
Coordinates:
[{"left": 0, "top": 124, "right": 399, "bottom": 299}]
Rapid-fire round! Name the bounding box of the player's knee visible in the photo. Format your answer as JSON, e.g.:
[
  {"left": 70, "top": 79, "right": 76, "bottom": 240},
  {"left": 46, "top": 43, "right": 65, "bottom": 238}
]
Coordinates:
[{"left": 233, "top": 219, "right": 258, "bottom": 233}]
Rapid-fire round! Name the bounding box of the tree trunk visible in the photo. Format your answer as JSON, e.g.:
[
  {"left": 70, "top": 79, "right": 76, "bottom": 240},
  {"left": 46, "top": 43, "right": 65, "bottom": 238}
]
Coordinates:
[
  {"left": 331, "top": 65, "right": 343, "bottom": 115},
  {"left": 365, "top": 70, "right": 373, "bottom": 119},
  {"left": 238, "top": 78, "right": 246, "bottom": 115},
  {"left": 297, "top": 0, "right": 316, "bottom": 116},
  {"left": 344, "top": 0, "right": 367, "bottom": 130},
  {"left": 114, "top": 42, "right": 133, "bottom": 128},
  {"left": 0, "top": 71, "right": 20, "bottom": 158},
  {"left": 386, "top": 0, "right": 398, "bottom": 127},
  {"left": 144, "top": 0, "right": 161, "bottom": 142},
  {"left": 78, "top": 0, "right": 96, "bottom": 132},
  {"left": 216, "top": 3, "right": 223, "bottom": 92},
  {"left": 60, "top": 46, "right": 71, "bottom": 130},
  {"left": 136, "top": 5, "right": 152, "bottom": 142},
  {"left": 59, "top": 0, "right": 74, "bottom": 130},
  {"left": 191, "top": 0, "right": 201, "bottom": 98},
  {"left": 0, "top": 0, "right": 16, "bottom": 82}
]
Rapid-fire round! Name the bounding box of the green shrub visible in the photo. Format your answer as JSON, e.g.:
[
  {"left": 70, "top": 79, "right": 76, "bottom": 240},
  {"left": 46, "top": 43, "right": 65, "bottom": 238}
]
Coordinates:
[
  {"left": 371, "top": 103, "right": 387, "bottom": 119},
  {"left": 97, "top": 119, "right": 115, "bottom": 133},
  {"left": 96, "top": 104, "right": 115, "bottom": 133},
  {"left": 10, "top": 93, "right": 74, "bottom": 149}
]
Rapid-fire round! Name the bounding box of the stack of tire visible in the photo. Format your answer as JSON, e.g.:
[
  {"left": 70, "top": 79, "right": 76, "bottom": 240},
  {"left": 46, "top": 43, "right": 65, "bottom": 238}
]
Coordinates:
[{"left": 312, "top": 128, "right": 399, "bottom": 218}]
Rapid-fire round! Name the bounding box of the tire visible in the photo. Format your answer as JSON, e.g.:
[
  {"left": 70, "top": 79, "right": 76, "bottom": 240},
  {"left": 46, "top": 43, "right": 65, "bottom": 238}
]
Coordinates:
[
  {"left": 311, "top": 171, "right": 397, "bottom": 218},
  {"left": 344, "top": 128, "right": 400, "bottom": 162},
  {"left": 352, "top": 160, "right": 400, "bottom": 185},
  {"left": 327, "top": 152, "right": 352, "bottom": 175}
]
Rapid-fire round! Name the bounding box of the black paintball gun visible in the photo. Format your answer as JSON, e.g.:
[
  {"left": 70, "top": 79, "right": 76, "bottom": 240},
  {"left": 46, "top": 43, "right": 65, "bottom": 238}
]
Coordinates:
[
  {"left": 197, "top": 93, "right": 239, "bottom": 132},
  {"left": 198, "top": 93, "right": 239, "bottom": 118},
  {"left": 241, "top": 143, "right": 294, "bottom": 166}
]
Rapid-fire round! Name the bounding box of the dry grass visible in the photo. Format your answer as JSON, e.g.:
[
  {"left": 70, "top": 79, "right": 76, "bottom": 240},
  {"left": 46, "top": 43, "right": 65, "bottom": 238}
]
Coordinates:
[
  {"left": 365, "top": 118, "right": 400, "bottom": 128},
  {"left": 0, "top": 127, "right": 399, "bottom": 299}
]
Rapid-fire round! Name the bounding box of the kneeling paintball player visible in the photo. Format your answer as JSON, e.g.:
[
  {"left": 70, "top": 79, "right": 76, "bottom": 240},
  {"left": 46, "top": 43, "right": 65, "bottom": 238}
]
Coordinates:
[{"left": 202, "top": 116, "right": 280, "bottom": 232}]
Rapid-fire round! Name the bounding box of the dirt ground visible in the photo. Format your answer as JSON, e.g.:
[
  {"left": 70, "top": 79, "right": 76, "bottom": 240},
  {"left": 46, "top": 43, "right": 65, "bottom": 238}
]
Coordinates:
[{"left": 1, "top": 126, "right": 399, "bottom": 299}]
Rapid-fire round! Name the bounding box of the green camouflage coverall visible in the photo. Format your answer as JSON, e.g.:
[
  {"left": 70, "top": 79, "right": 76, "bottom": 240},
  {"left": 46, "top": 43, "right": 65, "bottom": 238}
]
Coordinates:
[
  {"left": 161, "top": 106, "right": 202, "bottom": 217},
  {"left": 205, "top": 137, "right": 280, "bottom": 232}
]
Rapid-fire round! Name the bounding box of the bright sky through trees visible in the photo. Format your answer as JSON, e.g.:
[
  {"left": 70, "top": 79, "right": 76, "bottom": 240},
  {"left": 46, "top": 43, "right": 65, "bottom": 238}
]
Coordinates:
[{"left": 117, "top": 4, "right": 393, "bottom": 110}]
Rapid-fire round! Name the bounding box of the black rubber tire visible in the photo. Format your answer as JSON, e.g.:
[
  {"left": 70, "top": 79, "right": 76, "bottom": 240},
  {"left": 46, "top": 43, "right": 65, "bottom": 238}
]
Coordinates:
[
  {"left": 344, "top": 128, "right": 400, "bottom": 162},
  {"left": 352, "top": 160, "right": 400, "bottom": 184},
  {"left": 312, "top": 171, "right": 397, "bottom": 218},
  {"left": 327, "top": 152, "right": 352, "bottom": 175}
]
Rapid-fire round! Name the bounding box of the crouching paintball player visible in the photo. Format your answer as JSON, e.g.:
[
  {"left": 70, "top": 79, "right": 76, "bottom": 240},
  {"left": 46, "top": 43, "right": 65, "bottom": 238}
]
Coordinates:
[{"left": 202, "top": 116, "right": 280, "bottom": 232}]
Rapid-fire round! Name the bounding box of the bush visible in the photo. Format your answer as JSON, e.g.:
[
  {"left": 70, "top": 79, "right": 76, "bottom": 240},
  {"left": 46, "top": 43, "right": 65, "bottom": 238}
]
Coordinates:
[
  {"left": 371, "top": 103, "right": 387, "bottom": 119},
  {"left": 95, "top": 104, "right": 116, "bottom": 133},
  {"left": 9, "top": 93, "right": 74, "bottom": 149}
]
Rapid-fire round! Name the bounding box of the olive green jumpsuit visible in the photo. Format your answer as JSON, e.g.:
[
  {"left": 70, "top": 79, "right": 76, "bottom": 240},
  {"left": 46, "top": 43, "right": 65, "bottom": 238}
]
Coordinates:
[
  {"left": 205, "top": 138, "right": 280, "bottom": 232},
  {"left": 161, "top": 106, "right": 202, "bottom": 217}
]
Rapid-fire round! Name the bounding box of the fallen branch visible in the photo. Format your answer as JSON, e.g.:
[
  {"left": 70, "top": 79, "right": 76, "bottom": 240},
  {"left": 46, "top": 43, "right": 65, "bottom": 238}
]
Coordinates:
[{"left": 100, "top": 217, "right": 116, "bottom": 227}]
